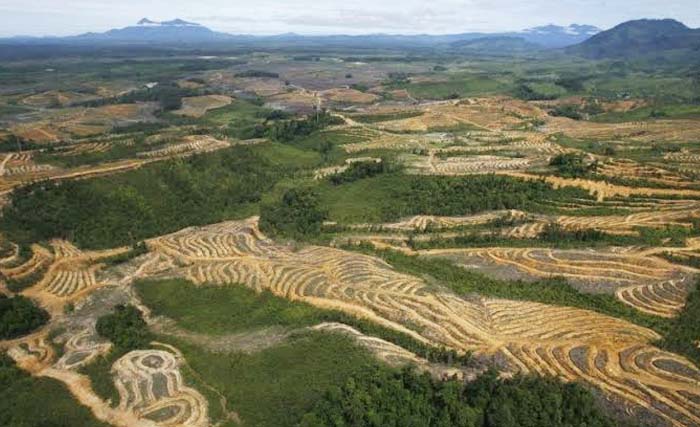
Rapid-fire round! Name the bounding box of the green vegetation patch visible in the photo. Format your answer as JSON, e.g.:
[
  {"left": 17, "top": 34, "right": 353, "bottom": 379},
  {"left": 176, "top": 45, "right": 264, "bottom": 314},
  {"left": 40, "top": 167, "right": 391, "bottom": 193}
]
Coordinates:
[
  {"left": 136, "top": 278, "right": 465, "bottom": 366},
  {"left": 658, "top": 282, "right": 700, "bottom": 364},
  {"left": 592, "top": 103, "right": 700, "bottom": 123},
  {"left": 350, "top": 245, "right": 670, "bottom": 334},
  {"left": 0, "top": 294, "right": 49, "bottom": 339},
  {"left": 0, "top": 353, "right": 108, "bottom": 427},
  {"left": 352, "top": 110, "right": 424, "bottom": 123},
  {"left": 35, "top": 139, "right": 146, "bottom": 168},
  {"left": 96, "top": 304, "right": 152, "bottom": 352},
  {"left": 136, "top": 279, "right": 334, "bottom": 335},
  {"left": 170, "top": 332, "right": 377, "bottom": 427},
  {"left": 302, "top": 367, "right": 615, "bottom": 427},
  {"left": 85, "top": 304, "right": 153, "bottom": 405},
  {"left": 396, "top": 75, "right": 509, "bottom": 100},
  {"left": 79, "top": 351, "right": 121, "bottom": 406},
  {"left": 1, "top": 146, "right": 289, "bottom": 249},
  {"left": 260, "top": 188, "right": 328, "bottom": 239},
  {"left": 318, "top": 174, "right": 591, "bottom": 224}
]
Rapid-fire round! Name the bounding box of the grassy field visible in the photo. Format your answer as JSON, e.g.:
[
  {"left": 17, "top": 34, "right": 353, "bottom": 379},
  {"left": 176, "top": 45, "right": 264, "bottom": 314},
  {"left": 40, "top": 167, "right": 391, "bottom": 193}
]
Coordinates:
[
  {"left": 136, "top": 279, "right": 341, "bottom": 334},
  {"left": 395, "top": 74, "right": 511, "bottom": 99},
  {"left": 170, "top": 333, "right": 377, "bottom": 427},
  {"left": 135, "top": 278, "right": 455, "bottom": 364},
  {"left": 134, "top": 279, "right": 389, "bottom": 427},
  {"left": 592, "top": 103, "right": 700, "bottom": 123}
]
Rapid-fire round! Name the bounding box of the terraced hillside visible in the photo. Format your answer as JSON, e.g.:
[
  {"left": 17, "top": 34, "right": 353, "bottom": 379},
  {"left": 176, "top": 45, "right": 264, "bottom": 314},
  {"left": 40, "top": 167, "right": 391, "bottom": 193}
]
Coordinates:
[{"left": 132, "top": 219, "right": 698, "bottom": 427}]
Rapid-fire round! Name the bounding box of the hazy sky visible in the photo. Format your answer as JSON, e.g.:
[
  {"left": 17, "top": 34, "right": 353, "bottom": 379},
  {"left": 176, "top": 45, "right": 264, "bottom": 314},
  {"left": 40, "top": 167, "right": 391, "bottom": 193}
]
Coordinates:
[{"left": 1, "top": 0, "right": 699, "bottom": 37}]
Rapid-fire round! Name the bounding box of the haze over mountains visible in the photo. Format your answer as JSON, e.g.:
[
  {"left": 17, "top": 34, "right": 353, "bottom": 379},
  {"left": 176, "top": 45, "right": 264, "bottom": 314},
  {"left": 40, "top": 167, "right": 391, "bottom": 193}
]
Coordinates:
[
  {"left": 3, "top": 18, "right": 600, "bottom": 48},
  {"left": 2, "top": 17, "right": 699, "bottom": 60}
]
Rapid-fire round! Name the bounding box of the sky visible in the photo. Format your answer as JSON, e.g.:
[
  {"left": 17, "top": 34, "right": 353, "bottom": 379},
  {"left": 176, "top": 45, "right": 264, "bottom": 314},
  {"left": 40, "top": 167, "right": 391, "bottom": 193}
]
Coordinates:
[{"left": 0, "top": 0, "right": 699, "bottom": 37}]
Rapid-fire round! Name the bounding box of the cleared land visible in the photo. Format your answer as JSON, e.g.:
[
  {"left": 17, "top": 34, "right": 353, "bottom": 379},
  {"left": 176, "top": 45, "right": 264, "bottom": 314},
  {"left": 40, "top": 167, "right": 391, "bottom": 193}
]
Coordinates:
[
  {"left": 174, "top": 95, "right": 232, "bottom": 118},
  {"left": 3, "top": 52, "right": 700, "bottom": 427}
]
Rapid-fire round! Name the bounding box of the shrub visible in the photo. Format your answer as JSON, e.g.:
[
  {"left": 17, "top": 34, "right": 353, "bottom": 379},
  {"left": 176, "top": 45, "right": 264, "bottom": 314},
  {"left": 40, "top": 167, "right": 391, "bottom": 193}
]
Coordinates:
[
  {"left": 513, "top": 84, "right": 556, "bottom": 101},
  {"left": 235, "top": 70, "right": 280, "bottom": 78},
  {"left": 330, "top": 160, "right": 387, "bottom": 185},
  {"left": 549, "top": 105, "right": 583, "bottom": 120},
  {"left": 540, "top": 223, "right": 606, "bottom": 242},
  {"left": 549, "top": 153, "right": 596, "bottom": 177}
]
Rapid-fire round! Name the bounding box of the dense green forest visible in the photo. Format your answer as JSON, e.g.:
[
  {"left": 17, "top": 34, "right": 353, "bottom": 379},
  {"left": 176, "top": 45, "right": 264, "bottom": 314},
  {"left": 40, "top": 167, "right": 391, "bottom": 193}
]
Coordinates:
[
  {"left": 95, "top": 304, "right": 151, "bottom": 351},
  {"left": 318, "top": 173, "right": 592, "bottom": 224},
  {"left": 301, "top": 367, "right": 615, "bottom": 427},
  {"left": 0, "top": 295, "right": 48, "bottom": 339},
  {"left": 0, "top": 146, "right": 289, "bottom": 249},
  {"left": 0, "top": 353, "right": 108, "bottom": 427}
]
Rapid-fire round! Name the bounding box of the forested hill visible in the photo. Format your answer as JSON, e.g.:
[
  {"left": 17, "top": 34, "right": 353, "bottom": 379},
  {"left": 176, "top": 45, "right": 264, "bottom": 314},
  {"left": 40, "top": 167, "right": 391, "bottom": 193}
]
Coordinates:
[{"left": 568, "top": 19, "right": 700, "bottom": 59}]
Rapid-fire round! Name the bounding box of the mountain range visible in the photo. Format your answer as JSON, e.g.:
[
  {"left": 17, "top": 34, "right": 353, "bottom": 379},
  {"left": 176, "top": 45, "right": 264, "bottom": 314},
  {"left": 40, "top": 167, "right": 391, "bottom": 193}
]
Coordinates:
[
  {"left": 1, "top": 18, "right": 599, "bottom": 49},
  {"left": 72, "top": 18, "right": 231, "bottom": 43},
  {"left": 2, "top": 18, "right": 699, "bottom": 60}
]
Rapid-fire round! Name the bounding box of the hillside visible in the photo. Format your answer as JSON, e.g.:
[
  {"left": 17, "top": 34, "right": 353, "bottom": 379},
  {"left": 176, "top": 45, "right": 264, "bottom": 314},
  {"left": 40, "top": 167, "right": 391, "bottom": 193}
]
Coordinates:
[{"left": 568, "top": 18, "right": 700, "bottom": 58}]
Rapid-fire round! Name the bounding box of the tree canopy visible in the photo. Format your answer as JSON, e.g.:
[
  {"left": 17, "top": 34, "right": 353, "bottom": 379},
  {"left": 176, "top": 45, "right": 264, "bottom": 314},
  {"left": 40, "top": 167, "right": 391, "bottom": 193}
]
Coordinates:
[
  {"left": 260, "top": 188, "right": 328, "bottom": 239},
  {"left": 0, "top": 295, "right": 48, "bottom": 339},
  {"left": 301, "top": 367, "right": 614, "bottom": 427}
]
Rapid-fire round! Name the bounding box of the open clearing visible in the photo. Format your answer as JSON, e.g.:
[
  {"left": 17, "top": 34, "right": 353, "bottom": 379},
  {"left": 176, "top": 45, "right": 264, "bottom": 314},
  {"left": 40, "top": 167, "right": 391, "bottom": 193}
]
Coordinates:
[
  {"left": 174, "top": 95, "right": 232, "bottom": 118},
  {"left": 10, "top": 104, "right": 157, "bottom": 143}
]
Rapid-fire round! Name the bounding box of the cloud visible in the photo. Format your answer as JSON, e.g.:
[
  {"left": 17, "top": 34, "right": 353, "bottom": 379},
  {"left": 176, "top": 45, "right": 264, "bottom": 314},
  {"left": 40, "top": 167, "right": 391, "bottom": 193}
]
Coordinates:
[{"left": 0, "top": 0, "right": 699, "bottom": 37}]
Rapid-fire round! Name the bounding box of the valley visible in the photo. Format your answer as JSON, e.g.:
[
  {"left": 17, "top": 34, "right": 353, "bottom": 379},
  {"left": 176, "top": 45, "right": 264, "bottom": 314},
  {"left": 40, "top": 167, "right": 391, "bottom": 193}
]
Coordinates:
[{"left": 1, "top": 14, "right": 700, "bottom": 427}]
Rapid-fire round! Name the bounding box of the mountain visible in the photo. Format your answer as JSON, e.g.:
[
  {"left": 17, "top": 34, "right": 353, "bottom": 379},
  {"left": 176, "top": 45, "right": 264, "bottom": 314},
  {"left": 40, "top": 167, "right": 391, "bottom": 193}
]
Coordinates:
[
  {"left": 568, "top": 19, "right": 700, "bottom": 58},
  {"left": 0, "top": 19, "right": 599, "bottom": 50},
  {"left": 447, "top": 25, "right": 600, "bottom": 53},
  {"left": 72, "top": 18, "right": 233, "bottom": 43},
  {"left": 518, "top": 24, "right": 600, "bottom": 48}
]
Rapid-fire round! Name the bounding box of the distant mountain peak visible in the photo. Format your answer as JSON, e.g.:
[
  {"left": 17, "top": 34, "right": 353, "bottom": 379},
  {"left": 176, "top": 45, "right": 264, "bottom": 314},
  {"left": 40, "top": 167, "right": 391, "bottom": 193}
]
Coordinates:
[
  {"left": 136, "top": 18, "right": 202, "bottom": 27},
  {"left": 137, "top": 18, "right": 157, "bottom": 26},
  {"left": 523, "top": 24, "right": 601, "bottom": 37}
]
